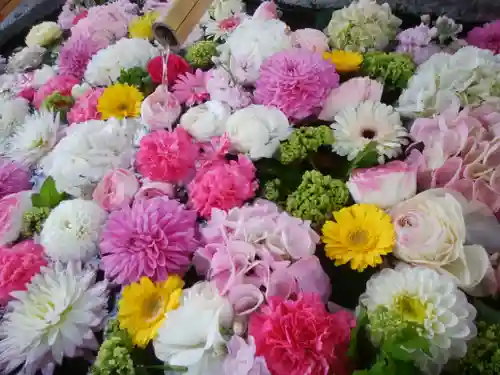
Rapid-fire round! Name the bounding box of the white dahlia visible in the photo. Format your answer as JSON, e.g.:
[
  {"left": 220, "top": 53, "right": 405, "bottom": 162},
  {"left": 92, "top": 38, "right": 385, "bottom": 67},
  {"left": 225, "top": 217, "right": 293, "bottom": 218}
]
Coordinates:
[
  {"left": 0, "top": 96, "right": 29, "bottom": 150},
  {"left": 6, "top": 110, "right": 61, "bottom": 167},
  {"left": 41, "top": 118, "right": 138, "bottom": 197},
  {"left": 0, "top": 262, "right": 108, "bottom": 375},
  {"left": 331, "top": 100, "right": 408, "bottom": 163},
  {"left": 40, "top": 199, "right": 108, "bottom": 262},
  {"left": 360, "top": 266, "right": 477, "bottom": 374}
]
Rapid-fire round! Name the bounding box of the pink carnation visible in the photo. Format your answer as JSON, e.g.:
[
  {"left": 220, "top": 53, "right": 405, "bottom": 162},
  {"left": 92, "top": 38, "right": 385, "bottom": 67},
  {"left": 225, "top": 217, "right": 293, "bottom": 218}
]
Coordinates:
[
  {"left": 0, "top": 159, "right": 31, "bottom": 199},
  {"left": 249, "top": 294, "right": 355, "bottom": 375},
  {"left": 59, "top": 33, "right": 103, "bottom": 80},
  {"left": 136, "top": 128, "right": 199, "bottom": 183},
  {"left": 100, "top": 196, "right": 198, "bottom": 284},
  {"left": 0, "top": 240, "right": 47, "bottom": 305},
  {"left": 67, "top": 88, "right": 104, "bottom": 125},
  {"left": 254, "top": 48, "right": 339, "bottom": 121},
  {"left": 33, "top": 74, "right": 80, "bottom": 109},
  {"left": 0, "top": 192, "right": 32, "bottom": 247},
  {"left": 467, "top": 20, "right": 500, "bottom": 55},
  {"left": 172, "top": 69, "right": 210, "bottom": 107}
]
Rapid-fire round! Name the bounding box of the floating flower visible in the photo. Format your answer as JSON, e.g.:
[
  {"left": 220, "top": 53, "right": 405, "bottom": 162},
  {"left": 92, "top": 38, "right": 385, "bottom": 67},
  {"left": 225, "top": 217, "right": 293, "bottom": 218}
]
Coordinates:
[
  {"left": 323, "top": 50, "right": 363, "bottom": 73},
  {"left": 180, "top": 100, "right": 231, "bottom": 141},
  {"left": 396, "top": 24, "right": 441, "bottom": 65},
  {"left": 224, "top": 336, "right": 271, "bottom": 375},
  {"left": 254, "top": 48, "right": 339, "bottom": 121},
  {"left": 141, "top": 85, "right": 181, "bottom": 131},
  {"left": 93, "top": 169, "right": 139, "bottom": 211},
  {"left": 147, "top": 54, "right": 190, "bottom": 85},
  {"left": 467, "top": 20, "right": 500, "bottom": 55},
  {"left": 6, "top": 46, "right": 45, "bottom": 73},
  {"left": 25, "top": 21, "right": 62, "bottom": 47},
  {"left": 100, "top": 196, "right": 198, "bottom": 284},
  {"left": 118, "top": 275, "right": 184, "bottom": 348},
  {"left": 0, "top": 159, "right": 31, "bottom": 199},
  {"left": 58, "top": 33, "right": 102, "bottom": 80},
  {"left": 172, "top": 69, "right": 210, "bottom": 107},
  {"left": 205, "top": 14, "right": 245, "bottom": 40},
  {"left": 0, "top": 192, "right": 32, "bottom": 247},
  {"left": 361, "top": 51, "right": 416, "bottom": 90},
  {"left": 128, "top": 11, "right": 159, "bottom": 40},
  {"left": 0, "top": 96, "right": 29, "bottom": 148},
  {"left": 98, "top": 83, "right": 144, "bottom": 120},
  {"left": 134, "top": 181, "right": 175, "bottom": 202},
  {"left": 206, "top": 67, "right": 252, "bottom": 109},
  {"left": 0, "top": 262, "right": 108, "bottom": 375},
  {"left": 67, "top": 87, "right": 104, "bottom": 125},
  {"left": 291, "top": 28, "right": 330, "bottom": 54},
  {"left": 185, "top": 40, "right": 218, "bottom": 67},
  {"left": 33, "top": 74, "right": 79, "bottom": 109}
]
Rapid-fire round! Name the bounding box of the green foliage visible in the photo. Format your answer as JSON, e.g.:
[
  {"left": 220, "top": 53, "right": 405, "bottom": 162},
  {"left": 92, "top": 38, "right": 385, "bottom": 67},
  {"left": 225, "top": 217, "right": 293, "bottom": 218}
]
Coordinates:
[
  {"left": 263, "top": 178, "right": 282, "bottom": 202},
  {"left": 41, "top": 91, "right": 74, "bottom": 115},
  {"left": 31, "top": 177, "right": 67, "bottom": 209},
  {"left": 361, "top": 52, "right": 416, "bottom": 90},
  {"left": 279, "top": 126, "right": 334, "bottom": 165},
  {"left": 459, "top": 321, "right": 500, "bottom": 375},
  {"left": 117, "top": 67, "right": 155, "bottom": 96},
  {"left": 21, "top": 206, "right": 51, "bottom": 237},
  {"left": 185, "top": 40, "right": 218, "bottom": 68}
]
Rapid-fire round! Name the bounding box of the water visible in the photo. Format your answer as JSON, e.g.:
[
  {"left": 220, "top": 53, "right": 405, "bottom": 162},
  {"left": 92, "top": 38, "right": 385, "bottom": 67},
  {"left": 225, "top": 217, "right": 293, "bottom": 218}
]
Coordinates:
[{"left": 161, "top": 44, "right": 170, "bottom": 88}]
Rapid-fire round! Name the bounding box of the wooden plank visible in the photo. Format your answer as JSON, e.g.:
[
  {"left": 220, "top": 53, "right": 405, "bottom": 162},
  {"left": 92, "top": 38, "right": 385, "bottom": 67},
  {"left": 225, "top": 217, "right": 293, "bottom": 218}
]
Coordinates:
[{"left": 0, "top": 0, "right": 22, "bottom": 22}]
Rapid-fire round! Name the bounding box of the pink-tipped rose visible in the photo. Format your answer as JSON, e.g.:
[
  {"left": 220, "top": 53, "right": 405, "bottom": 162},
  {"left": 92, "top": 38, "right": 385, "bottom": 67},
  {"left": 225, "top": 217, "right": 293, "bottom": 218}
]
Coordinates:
[
  {"left": 134, "top": 181, "right": 176, "bottom": 201},
  {"left": 93, "top": 169, "right": 139, "bottom": 211},
  {"left": 347, "top": 158, "right": 418, "bottom": 209},
  {"left": 291, "top": 29, "right": 329, "bottom": 54},
  {"left": 0, "top": 191, "right": 32, "bottom": 246},
  {"left": 318, "top": 77, "right": 383, "bottom": 121},
  {"left": 141, "top": 85, "right": 181, "bottom": 131}
]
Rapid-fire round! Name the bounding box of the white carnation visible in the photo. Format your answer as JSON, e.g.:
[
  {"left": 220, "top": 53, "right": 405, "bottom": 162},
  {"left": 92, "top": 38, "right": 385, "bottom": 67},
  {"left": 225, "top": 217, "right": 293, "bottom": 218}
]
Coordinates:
[
  {"left": 226, "top": 105, "right": 292, "bottom": 160},
  {"left": 41, "top": 118, "right": 139, "bottom": 197},
  {"left": 180, "top": 100, "right": 231, "bottom": 141},
  {"left": 0, "top": 97, "right": 29, "bottom": 151},
  {"left": 40, "top": 199, "right": 108, "bottom": 262},
  {"left": 84, "top": 38, "right": 160, "bottom": 86}
]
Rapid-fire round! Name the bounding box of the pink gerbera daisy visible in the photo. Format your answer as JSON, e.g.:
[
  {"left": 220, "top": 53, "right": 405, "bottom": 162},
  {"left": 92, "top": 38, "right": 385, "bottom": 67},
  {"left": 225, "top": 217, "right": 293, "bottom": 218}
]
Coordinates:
[{"left": 172, "top": 69, "right": 210, "bottom": 107}]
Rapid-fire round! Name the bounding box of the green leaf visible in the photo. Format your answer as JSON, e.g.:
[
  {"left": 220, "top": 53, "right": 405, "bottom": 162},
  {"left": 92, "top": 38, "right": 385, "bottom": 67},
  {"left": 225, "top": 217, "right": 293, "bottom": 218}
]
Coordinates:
[
  {"left": 348, "top": 307, "right": 369, "bottom": 358},
  {"left": 383, "top": 342, "right": 414, "bottom": 361},
  {"left": 31, "top": 177, "right": 66, "bottom": 208},
  {"left": 474, "top": 299, "right": 500, "bottom": 325},
  {"left": 348, "top": 142, "right": 379, "bottom": 175}
]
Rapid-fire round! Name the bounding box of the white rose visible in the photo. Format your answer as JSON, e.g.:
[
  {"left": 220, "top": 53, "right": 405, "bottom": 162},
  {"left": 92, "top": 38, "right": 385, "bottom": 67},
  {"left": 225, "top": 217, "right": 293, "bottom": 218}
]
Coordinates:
[
  {"left": 390, "top": 188, "right": 490, "bottom": 294},
  {"left": 226, "top": 105, "right": 291, "bottom": 160},
  {"left": 25, "top": 22, "right": 62, "bottom": 48},
  {"left": 180, "top": 100, "right": 231, "bottom": 141},
  {"left": 154, "top": 282, "right": 233, "bottom": 375}
]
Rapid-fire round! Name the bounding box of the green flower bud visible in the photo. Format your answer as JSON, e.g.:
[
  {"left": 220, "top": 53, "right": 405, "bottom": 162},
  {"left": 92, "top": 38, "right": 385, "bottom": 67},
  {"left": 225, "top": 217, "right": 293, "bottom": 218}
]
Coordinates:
[
  {"left": 21, "top": 206, "right": 51, "bottom": 237},
  {"left": 41, "top": 91, "right": 74, "bottom": 113},
  {"left": 361, "top": 51, "right": 416, "bottom": 90},
  {"left": 185, "top": 41, "right": 218, "bottom": 68},
  {"left": 263, "top": 178, "right": 281, "bottom": 202}
]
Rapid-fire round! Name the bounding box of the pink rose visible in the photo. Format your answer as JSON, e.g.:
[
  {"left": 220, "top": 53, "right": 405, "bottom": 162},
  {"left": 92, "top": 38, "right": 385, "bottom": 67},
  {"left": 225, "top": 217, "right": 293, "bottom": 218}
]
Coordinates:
[
  {"left": 134, "top": 181, "right": 176, "bottom": 201},
  {"left": 318, "top": 77, "right": 383, "bottom": 121},
  {"left": 0, "top": 191, "right": 32, "bottom": 246},
  {"left": 93, "top": 169, "right": 139, "bottom": 211},
  {"left": 347, "top": 158, "right": 418, "bottom": 209},
  {"left": 291, "top": 29, "right": 329, "bottom": 54},
  {"left": 141, "top": 85, "right": 182, "bottom": 131}
]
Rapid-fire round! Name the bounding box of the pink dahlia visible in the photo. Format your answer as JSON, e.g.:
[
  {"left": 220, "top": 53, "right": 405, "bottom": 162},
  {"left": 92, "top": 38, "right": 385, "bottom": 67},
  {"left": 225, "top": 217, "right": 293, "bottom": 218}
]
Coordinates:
[
  {"left": 248, "top": 294, "right": 355, "bottom": 375},
  {"left": 254, "top": 48, "right": 339, "bottom": 121},
  {"left": 33, "top": 74, "right": 80, "bottom": 109},
  {"left": 100, "top": 196, "right": 198, "bottom": 284},
  {"left": 67, "top": 88, "right": 104, "bottom": 125},
  {"left": 136, "top": 127, "right": 199, "bottom": 183},
  {"left": 58, "top": 33, "right": 102, "bottom": 80},
  {"left": 172, "top": 69, "right": 210, "bottom": 107},
  {"left": 0, "top": 159, "right": 31, "bottom": 199},
  {"left": 0, "top": 240, "right": 47, "bottom": 305},
  {"left": 467, "top": 20, "right": 500, "bottom": 54}
]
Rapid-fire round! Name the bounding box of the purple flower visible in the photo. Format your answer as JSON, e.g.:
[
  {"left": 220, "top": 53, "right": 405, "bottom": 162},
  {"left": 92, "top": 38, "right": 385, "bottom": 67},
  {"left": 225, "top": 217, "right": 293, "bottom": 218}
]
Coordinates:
[
  {"left": 467, "top": 20, "right": 500, "bottom": 55},
  {"left": 224, "top": 336, "right": 271, "bottom": 375},
  {"left": 0, "top": 159, "right": 31, "bottom": 199},
  {"left": 254, "top": 48, "right": 339, "bottom": 121},
  {"left": 59, "top": 33, "right": 102, "bottom": 80},
  {"left": 396, "top": 25, "right": 441, "bottom": 65}
]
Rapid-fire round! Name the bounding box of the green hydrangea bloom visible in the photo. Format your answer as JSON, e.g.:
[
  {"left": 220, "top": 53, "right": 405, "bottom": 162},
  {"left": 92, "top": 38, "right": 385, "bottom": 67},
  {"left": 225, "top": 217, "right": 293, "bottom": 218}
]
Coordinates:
[
  {"left": 263, "top": 178, "right": 282, "bottom": 202},
  {"left": 361, "top": 51, "right": 416, "bottom": 90},
  {"left": 460, "top": 321, "right": 500, "bottom": 375},
  {"left": 286, "top": 170, "right": 349, "bottom": 224},
  {"left": 21, "top": 206, "right": 51, "bottom": 237},
  {"left": 279, "top": 126, "right": 334, "bottom": 165},
  {"left": 185, "top": 41, "right": 218, "bottom": 68},
  {"left": 41, "top": 91, "right": 74, "bottom": 113},
  {"left": 117, "top": 67, "right": 154, "bottom": 96}
]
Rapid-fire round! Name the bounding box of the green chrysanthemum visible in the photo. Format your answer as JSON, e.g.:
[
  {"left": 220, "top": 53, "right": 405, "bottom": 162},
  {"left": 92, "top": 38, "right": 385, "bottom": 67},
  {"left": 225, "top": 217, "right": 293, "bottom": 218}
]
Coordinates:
[
  {"left": 21, "top": 206, "right": 51, "bottom": 237},
  {"left": 185, "top": 41, "right": 218, "bottom": 68},
  {"left": 279, "top": 126, "right": 334, "bottom": 165},
  {"left": 361, "top": 51, "right": 416, "bottom": 90}
]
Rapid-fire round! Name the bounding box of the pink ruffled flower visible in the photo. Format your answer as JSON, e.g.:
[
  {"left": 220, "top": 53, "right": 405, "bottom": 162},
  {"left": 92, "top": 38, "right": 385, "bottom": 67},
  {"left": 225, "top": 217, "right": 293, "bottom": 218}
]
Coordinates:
[
  {"left": 67, "top": 88, "right": 104, "bottom": 125},
  {"left": 0, "top": 159, "right": 31, "bottom": 199},
  {"left": 100, "top": 196, "right": 198, "bottom": 284},
  {"left": 253, "top": 1, "right": 279, "bottom": 21},
  {"left": 58, "top": 1, "right": 83, "bottom": 30},
  {"left": 396, "top": 24, "right": 441, "bottom": 64},
  {"left": 136, "top": 128, "right": 199, "bottom": 183},
  {"left": 93, "top": 169, "right": 139, "bottom": 211},
  {"left": 206, "top": 68, "right": 252, "bottom": 109},
  {"left": 72, "top": 10, "right": 89, "bottom": 25},
  {"left": 33, "top": 74, "right": 80, "bottom": 109},
  {"left": 0, "top": 191, "right": 32, "bottom": 247},
  {"left": 0, "top": 240, "right": 47, "bottom": 305},
  {"left": 319, "top": 77, "right": 383, "bottom": 121},
  {"left": 291, "top": 29, "right": 330, "bottom": 54},
  {"left": 172, "top": 69, "right": 210, "bottom": 107},
  {"left": 134, "top": 181, "right": 176, "bottom": 202},
  {"left": 224, "top": 336, "right": 271, "bottom": 375},
  {"left": 141, "top": 85, "right": 181, "bottom": 131},
  {"left": 249, "top": 294, "right": 355, "bottom": 375},
  {"left": 467, "top": 20, "right": 500, "bottom": 55},
  {"left": 58, "top": 33, "right": 102, "bottom": 80},
  {"left": 254, "top": 48, "right": 339, "bottom": 121}
]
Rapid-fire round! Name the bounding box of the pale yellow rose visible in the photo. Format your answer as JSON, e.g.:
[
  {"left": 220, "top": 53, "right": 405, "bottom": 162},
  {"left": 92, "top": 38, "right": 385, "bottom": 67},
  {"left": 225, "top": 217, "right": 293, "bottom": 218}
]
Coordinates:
[{"left": 25, "top": 22, "right": 62, "bottom": 48}]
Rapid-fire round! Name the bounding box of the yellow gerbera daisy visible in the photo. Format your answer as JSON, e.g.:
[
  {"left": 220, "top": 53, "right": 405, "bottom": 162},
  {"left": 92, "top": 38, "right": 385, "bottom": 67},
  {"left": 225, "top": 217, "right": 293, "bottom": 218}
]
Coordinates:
[
  {"left": 118, "top": 275, "right": 184, "bottom": 348},
  {"left": 323, "top": 50, "right": 363, "bottom": 73},
  {"left": 321, "top": 204, "right": 395, "bottom": 271},
  {"left": 98, "top": 83, "right": 144, "bottom": 120},
  {"left": 128, "top": 11, "right": 160, "bottom": 40}
]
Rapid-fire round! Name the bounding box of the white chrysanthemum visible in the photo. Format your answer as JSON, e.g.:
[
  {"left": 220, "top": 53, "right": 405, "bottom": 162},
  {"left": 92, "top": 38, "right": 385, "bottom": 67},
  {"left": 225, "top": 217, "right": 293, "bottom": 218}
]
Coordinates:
[
  {"left": 32, "top": 65, "right": 57, "bottom": 89},
  {"left": 360, "top": 266, "right": 476, "bottom": 374},
  {"left": 0, "top": 262, "right": 108, "bottom": 375},
  {"left": 6, "top": 110, "right": 61, "bottom": 167},
  {"left": 40, "top": 199, "right": 108, "bottom": 262},
  {"left": 41, "top": 118, "right": 138, "bottom": 197},
  {"left": 331, "top": 101, "right": 408, "bottom": 163},
  {"left": 326, "top": 0, "right": 401, "bottom": 52},
  {"left": 7, "top": 45, "right": 46, "bottom": 73},
  {"left": 84, "top": 38, "right": 160, "bottom": 86},
  {"left": 208, "top": 0, "right": 244, "bottom": 20},
  {"left": 0, "top": 96, "right": 29, "bottom": 150}
]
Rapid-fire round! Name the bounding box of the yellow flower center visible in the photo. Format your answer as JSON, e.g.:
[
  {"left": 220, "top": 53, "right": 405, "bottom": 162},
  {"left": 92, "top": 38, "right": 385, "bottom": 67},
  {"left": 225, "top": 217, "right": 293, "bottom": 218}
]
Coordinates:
[
  {"left": 393, "top": 294, "right": 427, "bottom": 324},
  {"left": 142, "top": 295, "right": 164, "bottom": 323},
  {"left": 348, "top": 229, "right": 369, "bottom": 246}
]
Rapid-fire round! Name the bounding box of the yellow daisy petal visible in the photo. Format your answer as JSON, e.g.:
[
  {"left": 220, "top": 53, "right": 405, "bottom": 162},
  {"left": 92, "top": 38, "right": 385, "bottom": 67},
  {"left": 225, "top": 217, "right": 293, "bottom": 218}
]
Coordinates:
[
  {"left": 98, "top": 83, "right": 144, "bottom": 120},
  {"left": 323, "top": 50, "right": 363, "bottom": 73}
]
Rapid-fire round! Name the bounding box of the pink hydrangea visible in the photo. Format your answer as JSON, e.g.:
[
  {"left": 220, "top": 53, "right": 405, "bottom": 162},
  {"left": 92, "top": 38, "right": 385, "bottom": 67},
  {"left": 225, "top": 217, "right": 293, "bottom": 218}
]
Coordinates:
[
  {"left": 248, "top": 294, "right": 355, "bottom": 375},
  {"left": 58, "top": 33, "right": 103, "bottom": 80},
  {"left": 224, "top": 336, "right": 271, "bottom": 375},
  {"left": 136, "top": 128, "right": 199, "bottom": 183},
  {"left": 467, "top": 20, "right": 500, "bottom": 55},
  {"left": 67, "top": 88, "right": 104, "bottom": 125},
  {"left": 172, "top": 69, "right": 210, "bottom": 107},
  {"left": 206, "top": 67, "right": 252, "bottom": 110},
  {"left": 396, "top": 24, "right": 441, "bottom": 64},
  {"left": 0, "top": 240, "right": 47, "bottom": 305},
  {"left": 0, "top": 159, "right": 31, "bottom": 199},
  {"left": 100, "top": 196, "right": 198, "bottom": 284},
  {"left": 33, "top": 74, "right": 80, "bottom": 109},
  {"left": 254, "top": 48, "right": 339, "bottom": 121}
]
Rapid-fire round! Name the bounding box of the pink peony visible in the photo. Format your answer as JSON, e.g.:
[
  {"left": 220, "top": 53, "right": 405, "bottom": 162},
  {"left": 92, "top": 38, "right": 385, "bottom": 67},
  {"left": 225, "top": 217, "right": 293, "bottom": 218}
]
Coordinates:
[
  {"left": 206, "top": 68, "right": 252, "bottom": 110},
  {"left": 0, "top": 159, "right": 31, "bottom": 199},
  {"left": 58, "top": 33, "right": 103, "bottom": 80},
  {"left": 291, "top": 29, "right": 330, "bottom": 54},
  {"left": 134, "top": 181, "right": 176, "bottom": 202},
  {"left": 100, "top": 196, "right": 198, "bottom": 284},
  {"left": 254, "top": 48, "right": 339, "bottom": 121},
  {"left": 467, "top": 20, "right": 500, "bottom": 55},
  {"left": 248, "top": 294, "right": 355, "bottom": 375},
  {"left": 33, "top": 74, "right": 80, "bottom": 109},
  {"left": 319, "top": 77, "right": 383, "bottom": 121},
  {"left": 136, "top": 128, "right": 199, "bottom": 183},
  {"left": 93, "top": 169, "right": 139, "bottom": 211},
  {"left": 0, "top": 191, "right": 32, "bottom": 246},
  {"left": 172, "top": 69, "right": 210, "bottom": 107},
  {"left": 67, "top": 88, "right": 104, "bottom": 125},
  {"left": 224, "top": 336, "right": 271, "bottom": 375},
  {"left": 0, "top": 240, "right": 47, "bottom": 305},
  {"left": 141, "top": 85, "right": 181, "bottom": 131}
]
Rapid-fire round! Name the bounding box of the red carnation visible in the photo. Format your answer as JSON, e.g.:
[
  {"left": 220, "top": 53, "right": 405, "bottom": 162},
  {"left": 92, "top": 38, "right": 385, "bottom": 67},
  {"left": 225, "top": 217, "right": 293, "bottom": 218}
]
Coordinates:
[{"left": 147, "top": 54, "right": 191, "bottom": 85}]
